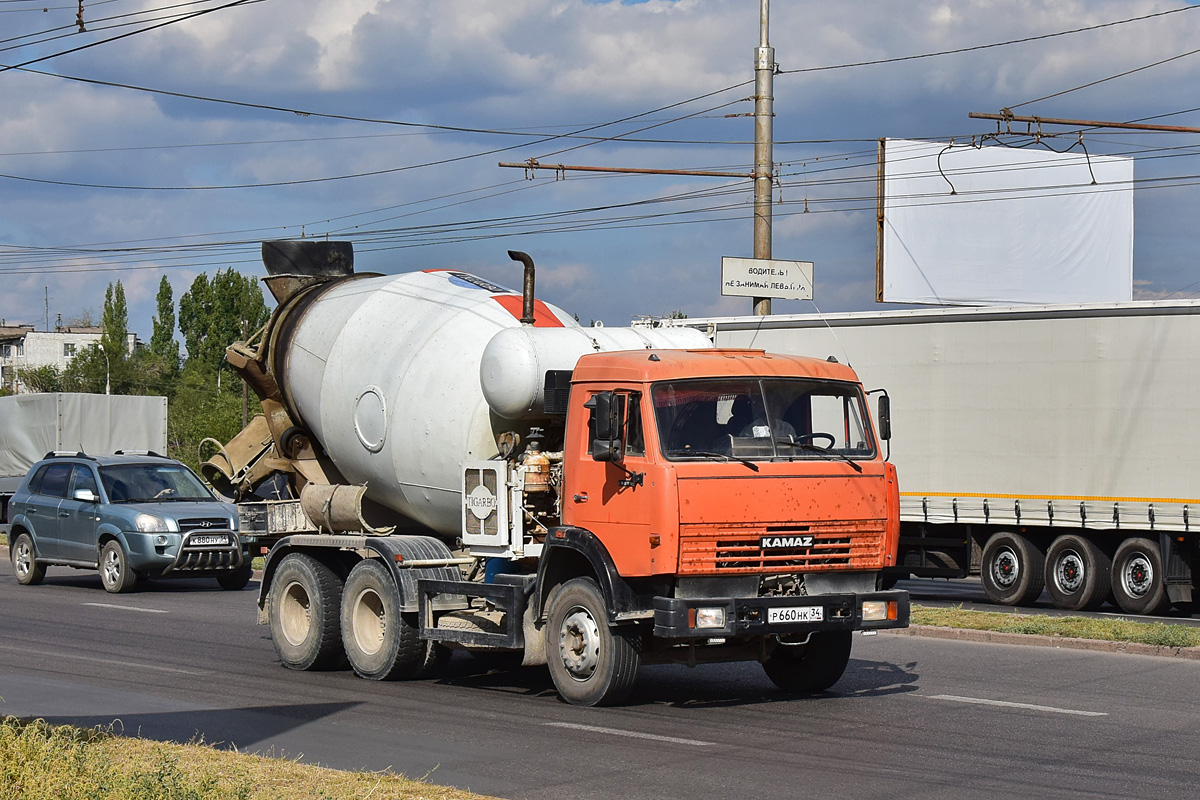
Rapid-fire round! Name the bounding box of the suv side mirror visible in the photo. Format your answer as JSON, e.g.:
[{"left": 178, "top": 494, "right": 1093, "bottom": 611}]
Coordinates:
[
  {"left": 73, "top": 488, "right": 98, "bottom": 503},
  {"left": 586, "top": 391, "right": 625, "bottom": 463}
]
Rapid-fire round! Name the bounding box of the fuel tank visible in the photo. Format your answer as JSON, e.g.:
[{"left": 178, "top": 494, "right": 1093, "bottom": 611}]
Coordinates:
[{"left": 270, "top": 265, "right": 709, "bottom": 536}]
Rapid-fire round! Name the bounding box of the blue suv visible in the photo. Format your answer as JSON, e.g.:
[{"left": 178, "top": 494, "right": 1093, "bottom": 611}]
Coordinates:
[{"left": 7, "top": 452, "right": 249, "bottom": 593}]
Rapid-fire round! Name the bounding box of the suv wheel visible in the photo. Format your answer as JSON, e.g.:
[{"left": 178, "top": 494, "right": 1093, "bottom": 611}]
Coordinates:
[
  {"left": 12, "top": 533, "right": 47, "bottom": 586},
  {"left": 99, "top": 539, "right": 137, "bottom": 593}
]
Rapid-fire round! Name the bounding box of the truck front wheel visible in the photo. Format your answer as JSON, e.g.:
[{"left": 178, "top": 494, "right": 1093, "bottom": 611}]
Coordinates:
[
  {"left": 981, "top": 532, "right": 1045, "bottom": 606},
  {"left": 1111, "top": 538, "right": 1169, "bottom": 615},
  {"left": 268, "top": 553, "right": 346, "bottom": 670},
  {"left": 1045, "top": 535, "right": 1111, "bottom": 611},
  {"left": 762, "top": 630, "right": 852, "bottom": 693},
  {"left": 341, "top": 558, "right": 445, "bottom": 680},
  {"left": 545, "top": 577, "right": 640, "bottom": 706}
]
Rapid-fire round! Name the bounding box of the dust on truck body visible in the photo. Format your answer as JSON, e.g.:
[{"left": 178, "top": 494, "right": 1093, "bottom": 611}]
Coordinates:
[
  {"left": 213, "top": 241, "right": 908, "bottom": 705},
  {"left": 682, "top": 302, "right": 1200, "bottom": 616}
]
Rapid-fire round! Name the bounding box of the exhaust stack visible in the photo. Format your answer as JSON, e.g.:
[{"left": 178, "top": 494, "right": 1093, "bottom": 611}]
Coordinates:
[{"left": 507, "top": 250, "right": 537, "bottom": 326}]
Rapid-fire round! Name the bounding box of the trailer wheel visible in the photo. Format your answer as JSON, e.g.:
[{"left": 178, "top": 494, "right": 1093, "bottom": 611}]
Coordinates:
[
  {"left": 11, "top": 533, "right": 46, "bottom": 586},
  {"left": 980, "top": 532, "right": 1045, "bottom": 606},
  {"left": 762, "top": 630, "right": 853, "bottom": 694},
  {"left": 1044, "top": 535, "right": 1111, "bottom": 611},
  {"left": 341, "top": 558, "right": 437, "bottom": 680},
  {"left": 546, "top": 578, "right": 640, "bottom": 706},
  {"left": 269, "top": 553, "right": 346, "bottom": 670},
  {"left": 1111, "top": 538, "right": 1169, "bottom": 616}
]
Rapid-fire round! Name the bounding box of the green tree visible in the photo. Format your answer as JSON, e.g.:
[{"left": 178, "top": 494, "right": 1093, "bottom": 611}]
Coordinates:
[
  {"left": 100, "top": 281, "right": 129, "bottom": 361},
  {"left": 178, "top": 269, "right": 270, "bottom": 379},
  {"left": 150, "top": 276, "right": 180, "bottom": 374},
  {"left": 166, "top": 360, "right": 245, "bottom": 470},
  {"left": 18, "top": 365, "right": 62, "bottom": 393}
]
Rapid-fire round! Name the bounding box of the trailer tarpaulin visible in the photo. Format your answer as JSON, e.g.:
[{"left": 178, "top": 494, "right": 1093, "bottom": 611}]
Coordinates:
[{"left": 0, "top": 393, "right": 167, "bottom": 478}]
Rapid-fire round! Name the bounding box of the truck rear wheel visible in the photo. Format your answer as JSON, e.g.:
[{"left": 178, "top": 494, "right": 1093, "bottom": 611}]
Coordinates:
[
  {"left": 1045, "top": 535, "right": 1111, "bottom": 611},
  {"left": 1111, "top": 538, "right": 1169, "bottom": 616},
  {"left": 11, "top": 533, "right": 46, "bottom": 586},
  {"left": 981, "top": 532, "right": 1045, "bottom": 606},
  {"left": 341, "top": 558, "right": 442, "bottom": 680},
  {"left": 762, "top": 630, "right": 853, "bottom": 693},
  {"left": 546, "top": 577, "right": 640, "bottom": 706},
  {"left": 269, "top": 553, "right": 346, "bottom": 670}
]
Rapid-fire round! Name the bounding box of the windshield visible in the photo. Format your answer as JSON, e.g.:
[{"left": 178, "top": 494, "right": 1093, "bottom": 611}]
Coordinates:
[
  {"left": 100, "top": 463, "right": 217, "bottom": 503},
  {"left": 652, "top": 378, "right": 875, "bottom": 462}
]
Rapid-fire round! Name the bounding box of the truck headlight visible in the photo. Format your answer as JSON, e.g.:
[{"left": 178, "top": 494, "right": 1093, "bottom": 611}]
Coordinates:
[
  {"left": 690, "top": 607, "right": 726, "bottom": 630},
  {"left": 135, "top": 513, "right": 169, "bottom": 533},
  {"left": 862, "top": 600, "right": 895, "bottom": 621}
]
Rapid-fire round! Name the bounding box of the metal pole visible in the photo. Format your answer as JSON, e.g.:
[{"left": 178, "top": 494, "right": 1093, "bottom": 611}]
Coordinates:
[{"left": 752, "top": 0, "right": 775, "bottom": 315}]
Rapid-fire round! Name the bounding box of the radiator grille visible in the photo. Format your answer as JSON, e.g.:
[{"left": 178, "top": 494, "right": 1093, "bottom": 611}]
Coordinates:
[
  {"left": 463, "top": 467, "right": 500, "bottom": 538},
  {"left": 679, "top": 522, "right": 886, "bottom": 575},
  {"left": 177, "top": 517, "right": 232, "bottom": 532}
]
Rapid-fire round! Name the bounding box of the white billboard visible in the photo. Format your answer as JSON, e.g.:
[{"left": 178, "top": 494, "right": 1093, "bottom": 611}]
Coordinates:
[{"left": 877, "top": 138, "right": 1134, "bottom": 306}]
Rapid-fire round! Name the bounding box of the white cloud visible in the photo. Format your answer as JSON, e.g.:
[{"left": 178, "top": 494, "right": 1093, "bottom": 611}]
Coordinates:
[{"left": 2, "top": 0, "right": 1200, "bottom": 344}]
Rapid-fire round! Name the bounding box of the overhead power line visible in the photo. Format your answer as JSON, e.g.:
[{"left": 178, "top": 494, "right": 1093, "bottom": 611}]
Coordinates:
[{"left": 777, "top": 6, "right": 1197, "bottom": 75}]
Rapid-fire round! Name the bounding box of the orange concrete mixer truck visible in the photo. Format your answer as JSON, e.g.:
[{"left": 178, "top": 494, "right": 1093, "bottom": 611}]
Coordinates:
[{"left": 208, "top": 241, "right": 908, "bottom": 706}]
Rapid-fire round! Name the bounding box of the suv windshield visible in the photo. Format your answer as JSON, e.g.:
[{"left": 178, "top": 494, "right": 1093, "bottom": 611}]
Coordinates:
[
  {"left": 652, "top": 378, "right": 875, "bottom": 462},
  {"left": 99, "top": 463, "right": 216, "bottom": 503}
]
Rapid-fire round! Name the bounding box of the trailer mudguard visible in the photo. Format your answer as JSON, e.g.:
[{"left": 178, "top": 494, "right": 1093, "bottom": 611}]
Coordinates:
[
  {"left": 258, "top": 534, "right": 461, "bottom": 612},
  {"left": 533, "top": 526, "right": 649, "bottom": 625}
]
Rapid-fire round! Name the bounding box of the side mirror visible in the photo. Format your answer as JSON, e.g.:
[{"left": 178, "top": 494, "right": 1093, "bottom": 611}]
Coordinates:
[
  {"left": 877, "top": 394, "right": 891, "bottom": 441},
  {"left": 73, "top": 488, "right": 98, "bottom": 503},
  {"left": 586, "top": 392, "right": 625, "bottom": 463}
]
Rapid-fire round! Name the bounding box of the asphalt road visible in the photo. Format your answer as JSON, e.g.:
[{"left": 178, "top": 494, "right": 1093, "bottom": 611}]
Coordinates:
[{"left": 2, "top": 561, "right": 1199, "bottom": 800}]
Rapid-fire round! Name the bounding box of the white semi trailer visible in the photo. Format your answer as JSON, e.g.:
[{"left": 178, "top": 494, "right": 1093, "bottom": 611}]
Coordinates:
[{"left": 670, "top": 301, "right": 1200, "bottom": 615}]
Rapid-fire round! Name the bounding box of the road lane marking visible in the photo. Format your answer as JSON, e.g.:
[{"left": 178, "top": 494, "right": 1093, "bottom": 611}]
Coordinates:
[
  {"left": 0, "top": 644, "right": 208, "bottom": 676},
  {"left": 926, "top": 694, "right": 1107, "bottom": 717},
  {"left": 544, "top": 722, "right": 715, "bottom": 746},
  {"left": 82, "top": 602, "right": 168, "bottom": 614}
]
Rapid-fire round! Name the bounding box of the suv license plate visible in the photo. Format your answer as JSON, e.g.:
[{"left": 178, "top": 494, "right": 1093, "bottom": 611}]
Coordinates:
[
  {"left": 768, "top": 605, "right": 824, "bottom": 624},
  {"left": 189, "top": 534, "right": 230, "bottom": 546}
]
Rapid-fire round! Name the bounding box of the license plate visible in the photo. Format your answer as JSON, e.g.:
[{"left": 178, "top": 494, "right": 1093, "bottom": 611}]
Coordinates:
[
  {"left": 189, "top": 534, "right": 231, "bottom": 546},
  {"left": 768, "top": 605, "right": 824, "bottom": 624}
]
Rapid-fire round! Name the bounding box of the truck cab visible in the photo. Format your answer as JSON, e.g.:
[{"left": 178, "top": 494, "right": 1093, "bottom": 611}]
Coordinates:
[{"left": 444, "top": 347, "right": 908, "bottom": 704}]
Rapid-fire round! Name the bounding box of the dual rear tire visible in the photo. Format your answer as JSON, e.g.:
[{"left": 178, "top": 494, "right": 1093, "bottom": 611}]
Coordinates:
[{"left": 267, "top": 554, "right": 447, "bottom": 677}]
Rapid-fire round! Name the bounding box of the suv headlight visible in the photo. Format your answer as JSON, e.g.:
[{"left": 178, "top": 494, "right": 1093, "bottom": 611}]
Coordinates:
[{"left": 135, "top": 513, "right": 169, "bottom": 533}]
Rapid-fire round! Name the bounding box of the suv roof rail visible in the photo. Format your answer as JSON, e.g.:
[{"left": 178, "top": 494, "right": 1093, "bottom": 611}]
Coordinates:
[
  {"left": 114, "top": 449, "right": 166, "bottom": 458},
  {"left": 44, "top": 451, "right": 96, "bottom": 460}
]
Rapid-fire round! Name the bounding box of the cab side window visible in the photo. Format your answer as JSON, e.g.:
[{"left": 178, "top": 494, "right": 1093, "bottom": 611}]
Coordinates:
[
  {"left": 624, "top": 393, "right": 645, "bottom": 458},
  {"left": 586, "top": 392, "right": 644, "bottom": 458}
]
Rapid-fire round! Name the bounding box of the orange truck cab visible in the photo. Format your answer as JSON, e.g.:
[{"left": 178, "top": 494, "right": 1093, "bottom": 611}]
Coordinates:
[{"left": 526, "top": 347, "right": 909, "bottom": 703}]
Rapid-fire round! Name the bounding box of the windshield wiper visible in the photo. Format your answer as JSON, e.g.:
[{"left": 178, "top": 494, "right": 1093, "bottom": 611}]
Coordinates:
[
  {"left": 775, "top": 440, "right": 863, "bottom": 473},
  {"left": 667, "top": 449, "right": 760, "bottom": 472}
]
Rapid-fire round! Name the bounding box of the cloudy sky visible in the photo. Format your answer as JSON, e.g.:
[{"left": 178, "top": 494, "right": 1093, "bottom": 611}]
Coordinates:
[{"left": 3, "top": 0, "right": 1200, "bottom": 342}]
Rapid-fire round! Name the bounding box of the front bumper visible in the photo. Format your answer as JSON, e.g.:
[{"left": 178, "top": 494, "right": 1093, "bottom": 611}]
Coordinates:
[
  {"left": 125, "top": 530, "right": 244, "bottom": 575},
  {"left": 652, "top": 589, "right": 910, "bottom": 639}
]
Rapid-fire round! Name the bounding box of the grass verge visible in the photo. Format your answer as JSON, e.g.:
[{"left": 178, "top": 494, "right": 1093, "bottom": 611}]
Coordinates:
[
  {"left": 0, "top": 716, "right": 490, "bottom": 800},
  {"left": 912, "top": 604, "right": 1200, "bottom": 648}
]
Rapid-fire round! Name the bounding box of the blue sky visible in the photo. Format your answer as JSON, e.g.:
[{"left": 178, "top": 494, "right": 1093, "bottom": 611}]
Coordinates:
[{"left": 3, "top": 0, "right": 1200, "bottom": 341}]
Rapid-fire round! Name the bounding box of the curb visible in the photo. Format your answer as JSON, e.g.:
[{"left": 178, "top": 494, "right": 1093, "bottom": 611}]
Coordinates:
[{"left": 882, "top": 625, "right": 1200, "bottom": 661}]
